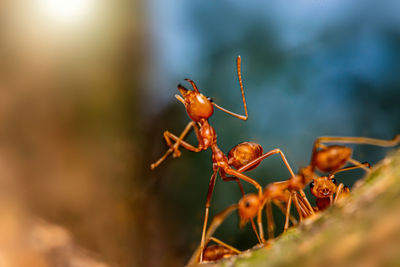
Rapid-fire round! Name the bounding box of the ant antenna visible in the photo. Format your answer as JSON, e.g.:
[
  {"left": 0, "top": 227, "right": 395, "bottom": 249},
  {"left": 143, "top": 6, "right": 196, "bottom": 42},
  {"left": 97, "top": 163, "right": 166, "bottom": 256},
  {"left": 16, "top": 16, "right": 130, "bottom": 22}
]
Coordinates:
[{"left": 211, "top": 56, "right": 248, "bottom": 121}]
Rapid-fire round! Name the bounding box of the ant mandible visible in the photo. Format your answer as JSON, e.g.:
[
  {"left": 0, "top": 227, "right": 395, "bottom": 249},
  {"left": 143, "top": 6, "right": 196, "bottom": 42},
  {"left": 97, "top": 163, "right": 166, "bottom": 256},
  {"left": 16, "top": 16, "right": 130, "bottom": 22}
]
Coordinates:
[{"left": 150, "top": 56, "right": 298, "bottom": 261}]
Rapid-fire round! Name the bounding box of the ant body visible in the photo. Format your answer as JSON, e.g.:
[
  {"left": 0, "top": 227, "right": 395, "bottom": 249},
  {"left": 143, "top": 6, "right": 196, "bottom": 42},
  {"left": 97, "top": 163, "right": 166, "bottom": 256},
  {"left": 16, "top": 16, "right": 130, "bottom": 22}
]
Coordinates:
[{"left": 151, "top": 56, "right": 297, "bottom": 261}]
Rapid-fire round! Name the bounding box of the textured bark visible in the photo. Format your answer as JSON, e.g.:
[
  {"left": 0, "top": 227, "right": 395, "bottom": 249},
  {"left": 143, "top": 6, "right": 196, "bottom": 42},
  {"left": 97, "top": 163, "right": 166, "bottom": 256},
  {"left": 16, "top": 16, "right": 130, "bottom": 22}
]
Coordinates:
[{"left": 190, "top": 148, "right": 400, "bottom": 267}]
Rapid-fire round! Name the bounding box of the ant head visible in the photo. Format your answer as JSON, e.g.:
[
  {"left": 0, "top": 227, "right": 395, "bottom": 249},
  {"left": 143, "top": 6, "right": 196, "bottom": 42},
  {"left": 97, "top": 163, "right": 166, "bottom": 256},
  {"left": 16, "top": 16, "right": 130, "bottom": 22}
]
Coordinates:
[
  {"left": 238, "top": 193, "right": 260, "bottom": 227},
  {"left": 176, "top": 80, "right": 214, "bottom": 122},
  {"left": 313, "top": 145, "right": 352, "bottom": 173},
  {"left": 309, "top": 175, "right": 337, "bottom": 198}
]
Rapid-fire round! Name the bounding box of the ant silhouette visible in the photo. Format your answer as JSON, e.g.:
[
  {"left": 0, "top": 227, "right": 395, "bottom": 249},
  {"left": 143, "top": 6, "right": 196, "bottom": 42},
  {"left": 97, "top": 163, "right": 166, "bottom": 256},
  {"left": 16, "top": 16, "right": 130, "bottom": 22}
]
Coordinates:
[{"left": 150, "top": 56, "right": 297, "bottom": 261}]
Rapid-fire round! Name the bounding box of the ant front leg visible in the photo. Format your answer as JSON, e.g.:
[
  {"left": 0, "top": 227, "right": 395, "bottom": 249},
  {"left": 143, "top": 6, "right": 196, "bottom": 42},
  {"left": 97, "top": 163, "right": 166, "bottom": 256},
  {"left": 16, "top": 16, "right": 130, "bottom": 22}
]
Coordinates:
[
  {"left": 334, "top": 184, "right": 350, "bottom": 203},
  {"left": 151, "top": 121, "right": 202, "bottom": 170},
  {"left": 333, "top": 183, "right": 345, "bottom": 204}
]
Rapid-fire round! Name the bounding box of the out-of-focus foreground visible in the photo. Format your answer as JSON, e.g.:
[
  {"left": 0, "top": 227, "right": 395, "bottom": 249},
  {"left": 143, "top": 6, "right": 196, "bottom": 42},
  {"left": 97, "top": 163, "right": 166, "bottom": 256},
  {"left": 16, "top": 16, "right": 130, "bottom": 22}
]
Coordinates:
[{"left": 0, "top": 1, "right": 147, "bottom": 266}]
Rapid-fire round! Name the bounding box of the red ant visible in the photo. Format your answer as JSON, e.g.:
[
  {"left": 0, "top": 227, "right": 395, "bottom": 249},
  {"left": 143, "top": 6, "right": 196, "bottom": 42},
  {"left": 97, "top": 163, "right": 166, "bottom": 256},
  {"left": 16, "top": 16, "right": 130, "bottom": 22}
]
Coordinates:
[
  {"left": 238, "top": 183, "right": 307, "bottom": 239},
  {"left": 150, "top": 56, "right": 297, "bottom": 261},
  {"left": 309, "top": 163, "right": 370, "bottom": 212}
]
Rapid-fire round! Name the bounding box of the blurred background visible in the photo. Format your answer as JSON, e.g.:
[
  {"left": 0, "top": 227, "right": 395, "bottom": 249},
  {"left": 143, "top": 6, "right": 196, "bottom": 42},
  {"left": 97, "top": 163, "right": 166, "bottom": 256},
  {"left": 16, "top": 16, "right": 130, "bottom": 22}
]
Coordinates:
[{"left": 0, "top": 0, "right": 399, "bottom": 266}]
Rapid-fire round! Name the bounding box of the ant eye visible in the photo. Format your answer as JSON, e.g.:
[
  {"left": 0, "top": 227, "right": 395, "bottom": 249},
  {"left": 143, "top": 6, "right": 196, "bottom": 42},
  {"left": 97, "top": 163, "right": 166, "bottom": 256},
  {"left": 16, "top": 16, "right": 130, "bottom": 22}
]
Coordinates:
[
  {"left": 309, "top": 181, "right": 314, "bottom": 188},
  {"left": 331, "top": 178, "right": 337, "bottom": 184},
  {"left": 207, "top": 97, "right": 213, "bottom": 102},
  {"left": 245, "top": 201, "right": 250, "bottom": 208}
]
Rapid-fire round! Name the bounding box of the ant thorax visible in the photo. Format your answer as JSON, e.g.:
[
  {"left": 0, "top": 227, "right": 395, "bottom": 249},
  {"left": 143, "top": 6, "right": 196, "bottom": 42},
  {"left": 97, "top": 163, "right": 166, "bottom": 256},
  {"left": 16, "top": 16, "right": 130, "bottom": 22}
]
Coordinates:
[{"left": 199, "top": 119, "right": 217, "bottom": 149}]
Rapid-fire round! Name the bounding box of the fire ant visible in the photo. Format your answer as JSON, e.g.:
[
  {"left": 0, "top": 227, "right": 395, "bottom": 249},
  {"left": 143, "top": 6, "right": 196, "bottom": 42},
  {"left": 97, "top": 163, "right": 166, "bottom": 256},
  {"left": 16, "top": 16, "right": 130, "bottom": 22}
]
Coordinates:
[
  {"left": 238, "top": 184, "right": 307, "bottom": 239},
  {"left": 309, "top": 163, "right": 370, "bottom": 212},
  {"left": 150, "top": 56, "right": 297, "bottom": 261}
]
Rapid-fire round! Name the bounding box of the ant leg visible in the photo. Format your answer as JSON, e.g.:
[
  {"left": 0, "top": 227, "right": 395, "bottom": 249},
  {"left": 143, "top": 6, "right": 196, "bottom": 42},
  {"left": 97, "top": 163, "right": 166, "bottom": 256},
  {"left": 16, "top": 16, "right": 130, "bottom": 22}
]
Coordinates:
[
  {"left": 297, "top": 189, "right": 314, "bottom": 216},
  {"left": 151, "top": 122, "right": 202, "bottom": 170},
  {"left": 237, "top": 148, "right": 296, "bottom": 178},
  {"left": 347, "top": 158, "right": 371, "bottom": 173},
  {"left": 330, "top": 162, "right": 371, "bottom": 176},
  {"left": 220, "top": 171, "right": 246, "bottom": 197},
  {"left": 283, "top": 193, "right": 292, "bottom": 232},
  {"left": 292, "top": 193, "right": 306, "bottom": 221},
  {"left": 333, "top": 183, "right": 345, "bottom": 204},
  {"left": 265, "top": 200, "right": 275, "bottom": 239},
  {"left": 272, "top": 200, "right": 298, "bottom": 225},
  {"left": 188, "top": 204, "right": 238, "bottom": 265},
  {"left": 211, "top": 56, "right": 248, "bottom": 121},
  {"left": 298, "top": 192, "right": 313, "bottom": 217},
  {"left": 223, "top": 167, "right": 264, "bottom": 243},
  {"left": 208, "top": 237, "right": 241, "bottom": 254},
  {"left": 314, "top": 134, "right": 400, "bottom": 148},
  {"left": 200, "top": 171, "right": 218, "bottom": 262},
  {"left": 250, "top": 218, "right": 262, "bottom": 243}
]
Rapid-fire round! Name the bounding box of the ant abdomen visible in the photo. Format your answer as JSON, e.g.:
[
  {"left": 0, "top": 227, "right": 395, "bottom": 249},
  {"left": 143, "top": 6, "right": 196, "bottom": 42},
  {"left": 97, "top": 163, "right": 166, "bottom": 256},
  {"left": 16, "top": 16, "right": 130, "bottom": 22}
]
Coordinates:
[
  {"left": 228, "top": 142, "right": 263, "bottom": 171},
  {"left": 203, "top": 245, "right": 238, "bottom": 262},
  {"left": 313, "top": 145, "right": 352, "bottom": 172}
]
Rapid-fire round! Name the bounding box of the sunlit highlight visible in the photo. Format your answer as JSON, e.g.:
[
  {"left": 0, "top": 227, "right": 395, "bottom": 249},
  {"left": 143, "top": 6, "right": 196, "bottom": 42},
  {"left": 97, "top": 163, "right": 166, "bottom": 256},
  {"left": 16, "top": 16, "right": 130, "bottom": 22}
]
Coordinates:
[{"left": 38, "top": 0, "right": 94, "bottom": 23}]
